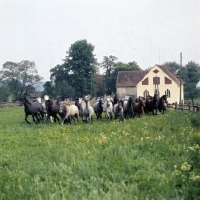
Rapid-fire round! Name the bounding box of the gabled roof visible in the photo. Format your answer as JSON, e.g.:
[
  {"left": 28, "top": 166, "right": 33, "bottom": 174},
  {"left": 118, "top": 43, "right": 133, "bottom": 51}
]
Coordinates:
[
  {"left": 29, "top": 91, "right": 43, "bottom": 98},
  {"left": 116, "top": 65, "right": 184, "bottom": 87},
  {"left": 116, "top": 70, "right": 149, "bottom": 87},
  {"left": 156, "top": 65, "right": 184, "bottom": 86}
]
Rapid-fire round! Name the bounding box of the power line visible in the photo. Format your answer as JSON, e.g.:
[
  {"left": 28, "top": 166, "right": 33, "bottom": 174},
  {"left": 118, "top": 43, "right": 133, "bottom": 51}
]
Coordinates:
[
  {"left": 183, "top": 46, "right": 200, "bottom": 58},
  {"left": 182, "top": 41, "right": 200, "bottom": 53}
]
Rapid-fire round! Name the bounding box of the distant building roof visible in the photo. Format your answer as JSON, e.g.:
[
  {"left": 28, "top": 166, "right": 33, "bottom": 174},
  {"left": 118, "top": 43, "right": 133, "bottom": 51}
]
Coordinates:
[
  {"left": 116, "top": 70, "right": 149, "bottom": 87},
  {"left": 29, "top": 91, "right": 43, "bottom": 98}
]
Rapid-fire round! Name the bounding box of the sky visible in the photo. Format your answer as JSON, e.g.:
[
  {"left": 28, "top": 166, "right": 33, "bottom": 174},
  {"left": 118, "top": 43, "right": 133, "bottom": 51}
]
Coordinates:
[{"left": 0, "top": 0, "right": 200, "bottom": 81}]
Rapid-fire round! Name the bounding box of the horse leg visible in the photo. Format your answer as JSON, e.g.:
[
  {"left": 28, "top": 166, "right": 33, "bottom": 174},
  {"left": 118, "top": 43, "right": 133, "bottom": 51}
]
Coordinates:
[
  {"left": 25, "top": 113, "right": 31, "bottom": 124},
  {"left": 32, "top": 114, "right": 38, "bottom": 124}
]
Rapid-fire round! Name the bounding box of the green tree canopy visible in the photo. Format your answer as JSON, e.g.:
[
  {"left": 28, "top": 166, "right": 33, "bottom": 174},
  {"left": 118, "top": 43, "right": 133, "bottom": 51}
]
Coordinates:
[
  {"left": 100, "top": 56, "right": 141, "bottom": 95},
  {"left": 0, "top": 85, "right": 10, "bottom": 102},
  {"left": 100, "top": 55, "right": 118, "bottom": 95},
  {"left": 182, "top": 61, "right": 200, "bottom": 102},
  {"left": 0, "top": 60, "right": 43, "bottom": 100},
  {"left": 164, "top": 61, "right": 180, "bottom": 74},
  {"left": 60, "top": 39, "right": 97, "bottom": 96}
]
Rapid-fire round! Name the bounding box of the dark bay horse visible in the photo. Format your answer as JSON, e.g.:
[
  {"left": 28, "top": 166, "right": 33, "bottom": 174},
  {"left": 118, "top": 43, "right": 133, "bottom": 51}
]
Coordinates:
[
  {"left": 19, "top": 95, "right": 45, "bottom": 124},
  {"left": 133, "top": 97, "right": 145, "bottom": 117},
  {"left": 44, "top": 95, "right": 60, "bottom": 124},
  {"left": 158, "top": 95, "right": 168, "bottom": 114}
]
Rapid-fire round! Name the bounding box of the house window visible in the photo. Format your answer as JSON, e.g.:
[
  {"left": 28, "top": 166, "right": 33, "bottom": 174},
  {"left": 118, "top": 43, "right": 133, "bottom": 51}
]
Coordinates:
[
  {"left": 153, "top": 77, "right": 160, "bottom": 84},
  {"left": 142, "top": 78, "right": 149, "bottom": 85},
  {"left": 143, "top": 90, "right": 149, "bottom": 98},
  {"left": 165, "top": 89, "right": 170, "bottom": 98},
  {"left": 165, "top": 77, "right": 172, "bottom": 84}
]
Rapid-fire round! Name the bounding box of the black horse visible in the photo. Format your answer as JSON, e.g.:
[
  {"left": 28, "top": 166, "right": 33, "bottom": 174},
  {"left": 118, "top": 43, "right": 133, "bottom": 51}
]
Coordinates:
[
  {"left": 144, "top": 95, "right": 153, "bottom": 115},
  {"left": 93, "top": 97, "right": 104, "bottom": 120},
  {"left": 19, "top": 95, "right": 45, "bottom": 124},
  {"left": 158, "top": 95, "right": 168, "bottom": 114},
  {"left": 150, "top": 94, "right": 159, "bottom": 115}
]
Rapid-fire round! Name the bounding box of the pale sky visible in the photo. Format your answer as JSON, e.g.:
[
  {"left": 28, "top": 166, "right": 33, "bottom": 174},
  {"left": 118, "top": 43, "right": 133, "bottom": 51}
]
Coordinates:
[{"left": 0, "top": 0, "right": 200, "bottom": 81}]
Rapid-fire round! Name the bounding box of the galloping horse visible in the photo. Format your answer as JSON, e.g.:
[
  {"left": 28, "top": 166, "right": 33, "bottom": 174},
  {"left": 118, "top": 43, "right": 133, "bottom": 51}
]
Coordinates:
[
  {"left": 145, "top": 95, "right": 153, "bottom": 115},
  {"left": 44, "top": 95, "right": 60, "bottom": 124},
  {"left": 150, "top": 94, "right": 159, "bottom": 115},
  {"left": 19, "top": 95, "right": 45, "bottom": 124},
  {"left": 123, "top": 96, "right": 135, "bottom": 119},
  {"left": 158, "top": 95, "right": 168, "bottom": 114},
  {"left": 93, "top": 97, "right": 104, "bottom": 120},
  {"left": 133, "top": 97, "right": 145, "bottom": 117}
]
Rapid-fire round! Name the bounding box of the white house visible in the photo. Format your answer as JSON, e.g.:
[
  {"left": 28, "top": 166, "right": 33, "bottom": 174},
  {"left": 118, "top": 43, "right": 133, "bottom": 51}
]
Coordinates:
[{"left": 116, "top": 64, "right": 184, "bottom": 103}]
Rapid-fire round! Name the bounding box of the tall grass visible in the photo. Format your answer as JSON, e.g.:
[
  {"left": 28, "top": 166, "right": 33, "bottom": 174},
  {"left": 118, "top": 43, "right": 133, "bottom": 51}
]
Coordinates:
[{"left": 0, "top": 106, "right": 199, "bottom": 199}]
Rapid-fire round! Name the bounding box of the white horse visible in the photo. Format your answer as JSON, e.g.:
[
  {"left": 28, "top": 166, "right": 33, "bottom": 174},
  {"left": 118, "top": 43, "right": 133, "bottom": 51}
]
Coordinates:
[
  {"left": 103, "top": 96, "right": 113, "bottom": 120},
  {"left": 59, "top": 100, "right": 79, "bottom": 125},
  {"left": 79, "top": 95, "right": 94, "bottom": 124}
]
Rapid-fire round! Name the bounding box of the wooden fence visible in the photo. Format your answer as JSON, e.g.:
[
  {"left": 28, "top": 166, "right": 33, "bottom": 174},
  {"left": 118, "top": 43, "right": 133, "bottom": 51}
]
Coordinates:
[
  {"left": 167, "top": 102, "right": 200, "bottom": 114},
  {"left": 0, "top": 102, "right": 20, "bottom": 107}
]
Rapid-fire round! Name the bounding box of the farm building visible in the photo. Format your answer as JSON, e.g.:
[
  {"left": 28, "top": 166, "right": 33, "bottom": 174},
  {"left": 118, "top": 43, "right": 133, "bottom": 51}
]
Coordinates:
[{"left": 116, "top": 64, "right": 184, "bottom": 104}]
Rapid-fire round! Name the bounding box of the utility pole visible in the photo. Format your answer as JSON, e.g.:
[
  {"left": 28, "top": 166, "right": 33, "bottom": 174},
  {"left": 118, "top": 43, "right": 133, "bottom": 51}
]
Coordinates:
[
  {"left": 90, "top": 73, "right": 92, "bottom": 96},
  {"left": 179, "top": 52, "right": 182, "bottom": 104}
]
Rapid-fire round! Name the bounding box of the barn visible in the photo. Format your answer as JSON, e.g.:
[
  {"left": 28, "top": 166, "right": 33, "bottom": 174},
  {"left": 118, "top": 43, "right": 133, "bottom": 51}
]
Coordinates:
[{"left": 116, "top": 64, "right": 184, "bottom": 104}]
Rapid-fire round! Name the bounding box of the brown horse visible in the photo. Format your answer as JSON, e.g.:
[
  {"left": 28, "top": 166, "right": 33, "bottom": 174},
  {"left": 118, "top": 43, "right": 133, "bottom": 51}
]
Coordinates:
[
  {"left": 44, "top": 95, "right": 60, "bottom": 124},
  {"left": 133, "top": 97, "right": 145, "bottom": 117}
]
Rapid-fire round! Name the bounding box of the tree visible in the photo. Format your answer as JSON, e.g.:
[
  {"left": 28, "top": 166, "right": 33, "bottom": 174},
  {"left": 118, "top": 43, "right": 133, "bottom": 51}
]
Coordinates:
[
  {"left": 100, "top": 55, "right": 118, "bottom": 95},
  {"left": 164, "top": 61, "right": 180, "bottom": 74},
  {"left": 0, "top": 60, "right": 43, "bottom": 100},
  {"left": 126, "top": 61, "right": 141, "bottom": 70},
  {"left": 62, "top": 39, "right": 97, "bottom": 96},
  {"left": 182, "top": 61, "right": 200, "bottom": 103},
  {"left": 100, "top": 57, "right": 141, "bottom": 95},
  {"left": 42, "top": 81, "right": 56, "bottom": 98},
  {"left": 0, "top": 85, "right": 10, "bottom": 102}
]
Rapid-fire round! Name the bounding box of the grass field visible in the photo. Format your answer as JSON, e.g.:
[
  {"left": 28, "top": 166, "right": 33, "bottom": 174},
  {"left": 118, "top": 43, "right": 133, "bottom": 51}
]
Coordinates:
[{"left": 0, "top": 106, "right": 200, "bottom": 200}]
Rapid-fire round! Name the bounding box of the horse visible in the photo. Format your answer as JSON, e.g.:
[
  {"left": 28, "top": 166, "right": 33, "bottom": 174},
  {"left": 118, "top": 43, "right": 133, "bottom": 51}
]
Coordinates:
[
  {"left": 113, "top": 93, "right": 120, "bottom": 105},
  {"left": 59, "top": 100, "right": 79, "bottom": 125},
  {"left": 93, "top": 97, "right": 104, "bottom": 120},
  {"left": 144, "top": 95, "right": 153, "bottom": 115},
  {"left": 44, "top": 95, "right": 60, "bottom": 124},
  {"left": 103, "top": 96, "right": 113, "bottom": 120},
  {"left": 133, "top": 97, "right": 145, "bottom": 117},
  {"left": 113, "top": 100, "right": 124, "bottom": 121},
  {"left": 123, "top": 96, "right": 135, "bottom": 119},
  {"left": 79, "top": 95, "right": 94, "bottom": 124},
  {"left": 19, "top": 95, "right": 45, "bottom": 124},
  {"left": 150, "top": 94, "right": 159, "bottom": 115},
  {"left": 158, "top": 95, "right": 168, "bottom": 114}
]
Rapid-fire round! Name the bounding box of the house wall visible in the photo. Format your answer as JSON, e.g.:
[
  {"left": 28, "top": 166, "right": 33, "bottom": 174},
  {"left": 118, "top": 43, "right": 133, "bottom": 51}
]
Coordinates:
[
  {"left": 116, "top": 87, "right": 137, "bottom": 98},
  {"left": 137, "top": 65, "right": 184, "bottom": 103}
]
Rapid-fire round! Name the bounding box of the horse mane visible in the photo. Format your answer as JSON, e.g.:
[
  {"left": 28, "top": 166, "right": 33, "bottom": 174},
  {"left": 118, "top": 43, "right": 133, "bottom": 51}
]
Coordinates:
[{"left": 50, "top": 98, "right": 56, "bottom": 106}]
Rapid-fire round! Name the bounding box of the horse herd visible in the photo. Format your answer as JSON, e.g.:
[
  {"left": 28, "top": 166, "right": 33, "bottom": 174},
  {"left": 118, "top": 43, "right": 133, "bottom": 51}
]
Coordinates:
[{"left": 19, "top": 93, "right": 168, "bottom": 125}]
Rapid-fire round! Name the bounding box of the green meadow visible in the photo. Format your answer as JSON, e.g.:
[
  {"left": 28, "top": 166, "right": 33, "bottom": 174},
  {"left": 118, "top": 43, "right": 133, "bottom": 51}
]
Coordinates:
[{"left": 0, "top": 106, "right": 199, "bottom": 200}]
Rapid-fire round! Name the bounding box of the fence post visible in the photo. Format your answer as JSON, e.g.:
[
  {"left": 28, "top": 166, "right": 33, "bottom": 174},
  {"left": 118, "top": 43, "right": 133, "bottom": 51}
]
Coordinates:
[
  {"left": 196, "top": 103, "right": 199, "bottom": 114},
  {"left": 188, "top": 102, "right": 191, "bottom": 112},
  {"left": 175, "top": 102, "right": 178, "bottom": 110}
]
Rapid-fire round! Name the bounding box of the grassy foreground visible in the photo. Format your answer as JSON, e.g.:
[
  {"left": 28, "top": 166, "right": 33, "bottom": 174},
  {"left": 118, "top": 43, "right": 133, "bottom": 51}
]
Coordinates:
[{"left": 0, "top": 106, "right": 200, "bottom": 200}]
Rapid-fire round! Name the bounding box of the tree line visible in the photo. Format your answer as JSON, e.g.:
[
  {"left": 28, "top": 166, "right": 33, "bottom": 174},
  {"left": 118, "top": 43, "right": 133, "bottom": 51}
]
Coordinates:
[{"left": 0, "top": 39, "right": 200, "bottom": 102}]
